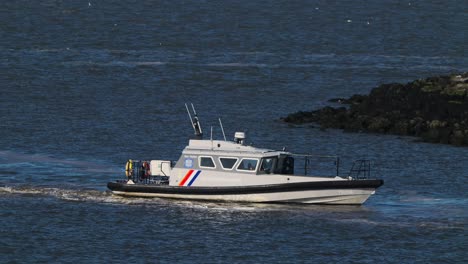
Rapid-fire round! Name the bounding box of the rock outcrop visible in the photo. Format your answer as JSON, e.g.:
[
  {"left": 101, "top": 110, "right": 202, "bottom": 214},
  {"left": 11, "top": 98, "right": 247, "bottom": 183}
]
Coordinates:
[{"left": 283, "top": 73, "right": 468, "bottom": 146}]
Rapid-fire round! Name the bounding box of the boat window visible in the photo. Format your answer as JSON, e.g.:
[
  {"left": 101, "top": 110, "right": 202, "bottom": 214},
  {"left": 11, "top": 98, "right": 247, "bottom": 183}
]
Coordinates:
[
  {"left": 219, "top": 157, "right": 238, "bottom": 170},
  {"left": 259, "top": 157, "right": 278, "bottom": 174},
  {"left": 237, "top": 158, "right": 258, "bottom": 172},
  {"left": 199, "top": 156, "right": 216, "bottom": 168},
  {"left": 275, "top": 156, "right": 294, "bottom": 175}
]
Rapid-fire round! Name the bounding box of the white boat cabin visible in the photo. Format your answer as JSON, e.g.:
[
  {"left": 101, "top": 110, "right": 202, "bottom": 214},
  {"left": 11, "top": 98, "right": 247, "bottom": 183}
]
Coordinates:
[{"left": 168, "top": 137, "right": 343, "bottom": 187}]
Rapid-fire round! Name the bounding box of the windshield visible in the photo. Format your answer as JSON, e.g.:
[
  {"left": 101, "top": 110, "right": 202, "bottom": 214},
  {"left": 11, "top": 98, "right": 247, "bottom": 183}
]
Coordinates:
[{"left": 259, "top": 157, "right": 277, "bottom": 174}]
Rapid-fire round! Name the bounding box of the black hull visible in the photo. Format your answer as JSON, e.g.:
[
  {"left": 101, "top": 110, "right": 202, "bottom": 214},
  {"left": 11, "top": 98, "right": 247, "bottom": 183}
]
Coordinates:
[{"left": 107, "top": 179, "right": 384, "bottom": 195}]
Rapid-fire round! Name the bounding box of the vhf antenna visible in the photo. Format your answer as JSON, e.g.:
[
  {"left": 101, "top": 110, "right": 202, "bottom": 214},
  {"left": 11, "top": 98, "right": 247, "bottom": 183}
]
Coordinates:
[
  {"left": 219, "top": 118, "right": 227, "bottom": 141},
  {"left": 185, "top": 103, "right": 203, "bottom": 139}
]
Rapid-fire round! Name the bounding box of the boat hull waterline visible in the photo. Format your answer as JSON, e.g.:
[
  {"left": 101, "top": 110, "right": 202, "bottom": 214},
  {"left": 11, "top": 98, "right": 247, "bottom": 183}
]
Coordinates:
[{"left": 107, "top": 179, "right": 383, "bottom": 205}]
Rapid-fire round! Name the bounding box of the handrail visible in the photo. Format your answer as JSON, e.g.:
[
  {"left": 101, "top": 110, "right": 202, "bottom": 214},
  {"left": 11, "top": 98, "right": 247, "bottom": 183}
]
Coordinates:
[
  {"left": 290, "top": 153, "right": 340, "bottom": 177},
  {"left": 348, "top": 160, "right": 371, "bottom": 179}
]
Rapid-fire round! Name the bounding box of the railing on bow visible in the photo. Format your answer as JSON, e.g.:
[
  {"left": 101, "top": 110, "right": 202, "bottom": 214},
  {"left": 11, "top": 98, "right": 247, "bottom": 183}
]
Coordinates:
[
  {"left": 291, "top": 154, "right": 340, "bottom": 177},
  {"left": 348, "top": 160, "right": 371, "bottom": 180}
]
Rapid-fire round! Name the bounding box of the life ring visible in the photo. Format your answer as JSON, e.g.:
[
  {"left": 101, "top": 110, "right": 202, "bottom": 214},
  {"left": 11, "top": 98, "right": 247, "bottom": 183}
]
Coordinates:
[
  {"left": 125, "top": 159, "right": 133, "bottom": 178},
  {"left": 142, "top": 161, "right": 151, "bottom": 177}
]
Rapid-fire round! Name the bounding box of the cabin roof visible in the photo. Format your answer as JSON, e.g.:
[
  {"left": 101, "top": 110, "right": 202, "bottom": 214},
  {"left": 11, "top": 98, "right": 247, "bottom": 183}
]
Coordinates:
[{"left": 183, "top": 139, "right": 287, "bottom": 157}]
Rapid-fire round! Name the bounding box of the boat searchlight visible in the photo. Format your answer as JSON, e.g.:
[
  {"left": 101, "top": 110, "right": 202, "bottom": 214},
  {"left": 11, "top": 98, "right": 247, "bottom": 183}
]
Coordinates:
[{"left": 234, "top": 132, "right": 246, "bottom": 145}]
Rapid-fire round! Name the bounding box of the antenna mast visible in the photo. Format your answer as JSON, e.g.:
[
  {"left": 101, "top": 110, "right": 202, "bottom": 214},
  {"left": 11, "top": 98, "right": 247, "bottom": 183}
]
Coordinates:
[
  {"left": 185, "top": 103, "right": 203, "bottom": 139},
  {"left": 219, "top": 118, "right": 227, "bottom": 141}
]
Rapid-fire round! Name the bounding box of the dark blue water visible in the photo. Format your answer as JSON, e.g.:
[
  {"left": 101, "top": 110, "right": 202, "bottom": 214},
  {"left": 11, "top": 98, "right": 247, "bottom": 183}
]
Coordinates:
[{"left": 1, "top": 1, "right": 467, "bottom": 263}]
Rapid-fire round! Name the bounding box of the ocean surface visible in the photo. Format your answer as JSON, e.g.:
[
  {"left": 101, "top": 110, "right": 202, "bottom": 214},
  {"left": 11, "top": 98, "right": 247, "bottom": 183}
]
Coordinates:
[{"left": 1, "top": 1, "right": 467, "bottom": 263}]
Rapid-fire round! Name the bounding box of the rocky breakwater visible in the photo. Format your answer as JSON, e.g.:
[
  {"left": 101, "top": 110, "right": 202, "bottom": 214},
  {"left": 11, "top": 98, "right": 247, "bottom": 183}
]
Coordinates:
[{"left": 283, "top": 73, "right": 468, "bottom": 146}]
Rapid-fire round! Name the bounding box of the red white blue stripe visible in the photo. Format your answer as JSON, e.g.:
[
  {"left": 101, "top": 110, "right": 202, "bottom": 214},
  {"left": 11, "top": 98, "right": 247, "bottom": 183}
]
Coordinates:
[{"left": 179, "top": 170, "right": 201, "bottom": 186}]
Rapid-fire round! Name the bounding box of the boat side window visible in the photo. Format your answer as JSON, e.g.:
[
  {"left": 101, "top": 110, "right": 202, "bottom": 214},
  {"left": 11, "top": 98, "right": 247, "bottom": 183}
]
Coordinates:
[
  {"left": 259, "top": 157, "right": 277, "bottom": 174},
  {"left": 237, "top": 158, "right": 258, "bottom": 172},
  {"left": 275, "top": 156, "right": 294, "bottom": 175},
  {"left": 219, "top": 157, "right": 238, "bottom": 170},
  {"left": 199, "top": 156, "right": 216, "bottom": 169}
]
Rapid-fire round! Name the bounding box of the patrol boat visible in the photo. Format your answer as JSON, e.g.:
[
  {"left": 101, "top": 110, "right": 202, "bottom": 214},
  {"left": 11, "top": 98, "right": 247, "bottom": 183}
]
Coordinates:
[{"left": 107, "top": 104, "right": 383, "bottom": 205}]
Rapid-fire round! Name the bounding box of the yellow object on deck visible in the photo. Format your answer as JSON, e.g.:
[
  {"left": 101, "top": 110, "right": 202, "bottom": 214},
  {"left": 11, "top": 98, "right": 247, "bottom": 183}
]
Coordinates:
[{"left": 125, "top": 159, "right": 133, "bottom": 177}]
